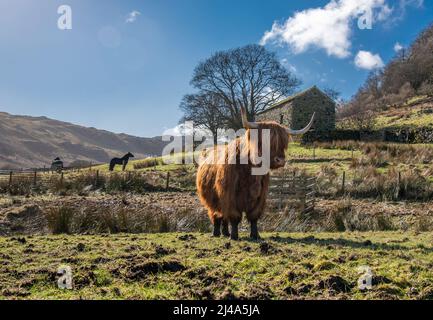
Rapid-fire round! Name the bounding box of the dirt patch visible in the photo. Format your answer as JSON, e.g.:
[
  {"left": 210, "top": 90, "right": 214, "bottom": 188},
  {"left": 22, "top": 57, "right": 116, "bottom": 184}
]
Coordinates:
[
  {"left": 218, "top": 288, "right": 238, "bottom": 300},
  {"left": 318, "top": 276, "right": 353, "bottom": 294},
  {"left": 371, "top": 275, "right": 393, "bottom": 286},
  {"left": 178, "top": 234, "right": 197, "bottom": 241},
  {"left": 0, "top": 205, "right": 48, "bottom": 236},
  {"left": 1, "top": 287, "right": 30, "bottom": 297},
  {"left": 297, "top": 283, "right": 313, "bottom": 295},
  {"left": 240, "top": 283, "right": 274, "bottom": 300},
  {"left": 126, "top": 260, "right": 186, "bottom": 280},
  {"left": 154, "top": 245, "right": 175, "bottom": 257},
  {"left": 76, "top": 243, "right": 86, "bottom": 252},
  {"left": 259, "top": 242, "right": 279, "bottom": 255}
]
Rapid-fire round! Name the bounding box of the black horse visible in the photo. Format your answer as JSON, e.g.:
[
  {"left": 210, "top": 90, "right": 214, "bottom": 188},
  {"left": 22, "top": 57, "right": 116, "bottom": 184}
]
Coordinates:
[{"left": 109, "top": 152, "right": 134, "bottom": 171}]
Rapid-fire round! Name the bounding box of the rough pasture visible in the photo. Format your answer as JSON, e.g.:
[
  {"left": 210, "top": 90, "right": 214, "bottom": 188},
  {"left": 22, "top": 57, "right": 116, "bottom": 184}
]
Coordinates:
[{"left": 1, "top": 232, "right": 433, "bottom": 300}]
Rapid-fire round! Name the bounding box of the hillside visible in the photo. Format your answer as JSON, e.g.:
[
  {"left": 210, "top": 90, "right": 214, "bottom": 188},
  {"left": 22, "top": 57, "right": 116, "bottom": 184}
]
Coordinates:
[
  {"left": 374, "top": 96, "right": 433, "bottom": 129},
  {"left": 337, "top": 96, "right": 433, "bottom": 131},
  {"left": 0, "top": 112, "right": 168, "bottom": 169},
  {"left": 341, "top": 24, "right": 433, "bottom": 119}
]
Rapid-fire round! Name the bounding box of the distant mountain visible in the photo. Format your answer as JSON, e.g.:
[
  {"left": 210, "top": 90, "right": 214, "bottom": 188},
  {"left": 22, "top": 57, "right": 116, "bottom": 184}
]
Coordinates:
[{"left": 0, "top": 112, "right": 168, "bottom": 169}]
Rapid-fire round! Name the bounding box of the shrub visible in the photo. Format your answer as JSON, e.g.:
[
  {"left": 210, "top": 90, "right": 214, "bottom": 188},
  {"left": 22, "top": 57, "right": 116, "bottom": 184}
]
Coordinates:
[
  {"left": 325, "top": 199, "right": 394, "bottom": 232},
  {"left": 46, "top": 206, "right": 74, "bottom": 234},
  {"left": 133, "top": 158, "right": 164, "bottom": 170}
]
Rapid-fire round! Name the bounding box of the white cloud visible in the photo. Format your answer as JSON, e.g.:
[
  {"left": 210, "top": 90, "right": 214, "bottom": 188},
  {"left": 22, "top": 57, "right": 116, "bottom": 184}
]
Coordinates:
[
  {"left": 126, "top": 10, "right": 141, "bottom": 23},
  {"left": 260, "top": 0, "right": 393, "bottom": 58},
  {"left": 280, "top": 58, "right": 297, "bottom": 73},
  {"left": 394, "top": 42, "right": 404, "bottom": 52},
  {"left": 398, "top": 0, "right": 424, "bottom": 12},
  {"left": 383, "top": 0, "right": 424, "bottom": 25},
  {"left": 354, "top": 50, "right": 384, "bottom": 70}
]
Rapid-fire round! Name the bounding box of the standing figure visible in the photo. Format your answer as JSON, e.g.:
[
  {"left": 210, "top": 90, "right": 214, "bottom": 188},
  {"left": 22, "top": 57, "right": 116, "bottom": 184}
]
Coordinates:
[
  {"left": 109, "top": 152, "right": 134, "bottom": 171},
  {"left": 196, "top": 107, "right": 315, "bottom": 240}
]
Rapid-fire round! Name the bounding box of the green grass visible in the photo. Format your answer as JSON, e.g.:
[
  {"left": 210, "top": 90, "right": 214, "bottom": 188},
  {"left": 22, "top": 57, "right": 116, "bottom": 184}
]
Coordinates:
[
  {"left": 91, "top": 143, "right": 357, "bottom": 176},
  {"left": 94, "top": 152, "right": 198, "bottom": 173},
  {"left": 287, "top": 143, "right": 360, "bottom": 160},
  {"left": 1, "top": 232, "right": 433, "bottom": 300},
  {"left": 375, "top": 109, "right": 433, "bottom": 129}
]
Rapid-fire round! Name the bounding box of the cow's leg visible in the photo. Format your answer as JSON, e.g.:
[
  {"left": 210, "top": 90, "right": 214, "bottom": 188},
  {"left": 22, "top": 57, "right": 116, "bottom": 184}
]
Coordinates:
[
  {"left": 230, "top": 218, "right": 240, "bottom": 241},
  {"left": 250, "top": 220, "right": 260, "bottom": 240},
  {"left": 222, "top": 220, "right": 230, "bottom": 237},
  {"left": 213, "top": 217, "right": 222, "bottom": 237}
]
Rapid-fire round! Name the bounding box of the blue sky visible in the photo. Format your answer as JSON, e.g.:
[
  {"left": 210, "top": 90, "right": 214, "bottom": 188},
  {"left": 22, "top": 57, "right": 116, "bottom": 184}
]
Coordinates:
[{"left": 0, "top": 0, "right": 431, "bottom": 137}]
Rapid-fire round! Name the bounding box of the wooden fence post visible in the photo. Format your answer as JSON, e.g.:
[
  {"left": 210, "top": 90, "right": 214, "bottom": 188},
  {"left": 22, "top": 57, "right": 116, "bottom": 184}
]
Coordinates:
[
  {"left": 33, "top": 171, "right": 37, "bottom": 185},
  {"left": 165, "top": 172, "right": 170, "bottom": 190},
  {"left": 313, "top": 145, "right": 316, "bottom": 159},
  {"left": 396, "top": 171, "right": 401, "bottom": 199},
  {"left": 341, "top": 171, "right": 346, "bottom": 194},
  {"left": 279, "top": 175, "right": 284, "bottom": 210},
  {"left": 95, "top": 170, "right": 99, "bottom": 186},
  {"left": 60, "top": 172, "right": 64, "bottom": 187},
  {"left": 8, "top": 171, "right": 12, "bottom": 189}
]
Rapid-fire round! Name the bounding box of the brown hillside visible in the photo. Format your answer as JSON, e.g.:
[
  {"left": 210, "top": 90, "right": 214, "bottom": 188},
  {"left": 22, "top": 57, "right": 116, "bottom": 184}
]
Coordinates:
[{"left": 0, "top": 112, "right": 168, "bottom": 169}]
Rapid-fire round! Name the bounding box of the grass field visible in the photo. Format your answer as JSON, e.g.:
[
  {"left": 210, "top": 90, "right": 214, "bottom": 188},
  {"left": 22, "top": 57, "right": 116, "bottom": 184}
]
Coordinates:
[
  {"left": 2, "top": 137, "right": 433, "bottom": 300},
  {"left": 1, "top": 232, "right": 433, "bottom": 300},
  {"left": 374, "top": 99, "right": 433, "bottom": 129}
]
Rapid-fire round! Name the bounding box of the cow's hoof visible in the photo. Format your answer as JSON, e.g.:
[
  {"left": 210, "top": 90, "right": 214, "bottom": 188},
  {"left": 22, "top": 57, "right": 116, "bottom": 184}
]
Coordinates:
[{"left": 249, "top": 232, "right": 262, "bottom": 241}]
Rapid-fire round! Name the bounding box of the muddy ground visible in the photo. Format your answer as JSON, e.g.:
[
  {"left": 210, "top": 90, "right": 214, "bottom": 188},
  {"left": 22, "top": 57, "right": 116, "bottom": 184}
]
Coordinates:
[
  {"left": 1, "top": 232, "right": 433, "bottom": 300},
  {"left": 1, "top": 192, "right": 433, "bottom": 300}
]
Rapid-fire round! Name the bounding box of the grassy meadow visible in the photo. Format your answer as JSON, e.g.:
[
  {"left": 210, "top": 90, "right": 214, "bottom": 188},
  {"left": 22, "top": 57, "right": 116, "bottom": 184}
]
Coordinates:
[
  {"left": 2, "top": 139, "right": 433, "bottom": 300},
  {"left": 2, "top": 232, "right": 433, "bottom": 300}
]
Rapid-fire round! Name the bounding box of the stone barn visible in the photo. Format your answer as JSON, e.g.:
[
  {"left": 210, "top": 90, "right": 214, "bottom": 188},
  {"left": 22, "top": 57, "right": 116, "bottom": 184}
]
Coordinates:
[{"left": 256, "top": 86, "right": 336, "bottom": 132}]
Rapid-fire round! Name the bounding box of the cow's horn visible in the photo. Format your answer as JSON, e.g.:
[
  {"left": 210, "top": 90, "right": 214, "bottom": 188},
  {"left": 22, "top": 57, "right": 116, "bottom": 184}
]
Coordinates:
[
  {"left": 286, "top": 112, "right": 315, "bottom": 135},
  {"left": 240, "top": 106, "right": 259, "bottom": 129}
]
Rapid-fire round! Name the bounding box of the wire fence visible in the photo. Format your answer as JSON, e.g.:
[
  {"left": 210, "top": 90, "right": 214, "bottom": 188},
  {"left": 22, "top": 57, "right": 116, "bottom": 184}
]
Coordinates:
[{"left": 0, "top": 167, "right": 175, "bottom": 194}]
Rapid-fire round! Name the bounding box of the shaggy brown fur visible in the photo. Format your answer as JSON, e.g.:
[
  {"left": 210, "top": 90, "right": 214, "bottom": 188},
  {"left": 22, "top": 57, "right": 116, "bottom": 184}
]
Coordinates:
[{"left": 196, "top": 121, "right": 289, "bottom": 240}]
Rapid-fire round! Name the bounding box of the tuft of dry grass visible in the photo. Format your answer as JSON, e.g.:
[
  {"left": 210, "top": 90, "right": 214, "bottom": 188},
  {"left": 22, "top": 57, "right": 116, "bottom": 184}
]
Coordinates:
[{"left": 133, "top": 158, "right": 164, "bottom": 170}]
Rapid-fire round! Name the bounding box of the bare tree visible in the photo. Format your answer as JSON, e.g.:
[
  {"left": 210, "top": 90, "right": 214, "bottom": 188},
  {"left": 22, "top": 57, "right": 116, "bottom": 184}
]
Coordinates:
[
  {"left": 323, "top": 87, "right": 341, "bottom": 101},
  {"left": 179, "top": 92, "right": 225, "bottom": 145},
  {"left": 189, "top": 44, "right": 301, "bottom": 129}
]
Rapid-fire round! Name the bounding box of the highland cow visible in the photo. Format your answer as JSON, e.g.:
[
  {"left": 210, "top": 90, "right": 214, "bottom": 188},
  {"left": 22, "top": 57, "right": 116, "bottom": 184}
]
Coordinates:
[{"left": 196, "top": 107, "right": 315, "bottom": 240}]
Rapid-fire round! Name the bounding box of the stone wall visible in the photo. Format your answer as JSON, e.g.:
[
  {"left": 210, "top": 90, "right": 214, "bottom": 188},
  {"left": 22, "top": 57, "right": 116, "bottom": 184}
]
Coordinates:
[
  {"left": 385, "top": 128, "right": 433, "bottom": 143},
  {"left": 256, "top": 87, "right": 336, "bottom": 132},
  {"left": 256, "top": 102, "right": 293, "bottom": 126},
  {"left": 302, "top": 128, "right": 433, "bottom": 144},
  {"left": 291, "top": 88, "right": 335, "bottom": 132}
]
